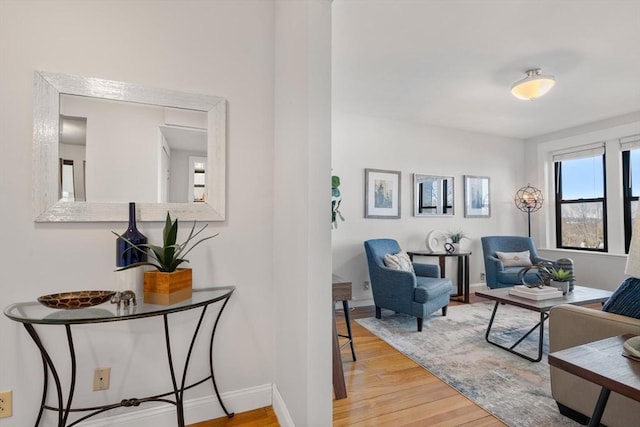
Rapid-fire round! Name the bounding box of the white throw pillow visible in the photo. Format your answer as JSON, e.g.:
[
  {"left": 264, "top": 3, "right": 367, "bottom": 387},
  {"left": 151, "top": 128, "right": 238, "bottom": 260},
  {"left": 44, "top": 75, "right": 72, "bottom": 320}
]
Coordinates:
[
  {"left": 383, "top": 251, "right": 414, "bottom": 272},
  {"left": 495, "top": 250, "right": 533, "bottom": 267}
]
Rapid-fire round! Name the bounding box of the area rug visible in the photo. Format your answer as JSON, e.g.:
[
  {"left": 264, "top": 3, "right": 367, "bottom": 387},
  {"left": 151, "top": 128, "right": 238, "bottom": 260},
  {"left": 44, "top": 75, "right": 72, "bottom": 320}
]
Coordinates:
[{"left": 356, "top": 302, "right": 581, "bottom": 427}]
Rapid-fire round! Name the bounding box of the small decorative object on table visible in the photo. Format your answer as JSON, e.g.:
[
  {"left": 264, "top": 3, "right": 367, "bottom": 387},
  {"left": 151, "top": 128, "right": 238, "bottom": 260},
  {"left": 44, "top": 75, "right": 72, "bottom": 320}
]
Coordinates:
[
  {"left": 110, "top": 290, "right": 137, "bottom": 309},
  {"left": 426, "top": 230, "right": 447, "bottom": 252},
  {"left": 622, "top": 336, "right": 640, "bottom": 361},
  {"left": 538, "top": 263, "right": 574, "bottom": 295},
  {"left": 446, "top": 229, "right": 466, "bottom": 253},
  {"left": 38, "top": 290, "right": 116, "bottom": 309},
  {"left": 116, "top": 202, "right": 148, "bottom": 267},
  {"left": 113, "top": 212, "right": 218, "bottom": 305}
]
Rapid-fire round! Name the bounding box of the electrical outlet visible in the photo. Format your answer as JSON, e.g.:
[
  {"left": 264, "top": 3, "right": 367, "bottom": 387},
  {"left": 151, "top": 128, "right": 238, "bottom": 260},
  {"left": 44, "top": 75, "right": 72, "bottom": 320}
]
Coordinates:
[
  {"left": 0, "top": 390, "right": 12, "bottom": 418},
  {"left": 93, "top": 368, "right": 111, "bottom": 391},
  {"left": 364, "top": 280, "right": 370, "bottom": 290},
  {"left": 480, "top": 272, "right": 485, "bottom": 281}
]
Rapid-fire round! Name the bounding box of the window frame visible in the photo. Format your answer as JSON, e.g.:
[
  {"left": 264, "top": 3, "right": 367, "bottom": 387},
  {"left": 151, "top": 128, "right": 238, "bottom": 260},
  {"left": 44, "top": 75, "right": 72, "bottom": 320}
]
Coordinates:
[
  {"left": 554, "top": 153, "right": 608, "bottom": 252},
  {"left": 622, "top": 150, "right": 638, "bottom": 253}
]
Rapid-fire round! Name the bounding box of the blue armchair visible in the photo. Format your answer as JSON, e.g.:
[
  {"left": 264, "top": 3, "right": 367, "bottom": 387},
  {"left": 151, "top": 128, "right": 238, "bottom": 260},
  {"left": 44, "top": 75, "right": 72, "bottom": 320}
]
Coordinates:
[
  {"left": 364, "top": 239, "right": 452, "bottom": 331},
  {"left": 481, "top": 235, "right": 556, "bottom": 288}
]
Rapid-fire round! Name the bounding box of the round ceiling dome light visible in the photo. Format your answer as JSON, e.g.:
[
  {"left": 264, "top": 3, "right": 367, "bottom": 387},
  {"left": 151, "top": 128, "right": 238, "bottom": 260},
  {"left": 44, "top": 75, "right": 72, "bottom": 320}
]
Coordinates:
[{"left": 510, "top": 68, "right": 556, "bottom": 100}]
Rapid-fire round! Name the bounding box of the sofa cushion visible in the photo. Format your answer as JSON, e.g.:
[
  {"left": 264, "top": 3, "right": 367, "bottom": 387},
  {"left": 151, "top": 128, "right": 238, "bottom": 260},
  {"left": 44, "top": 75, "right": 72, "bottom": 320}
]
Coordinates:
[
  {"left": 602, "top": 277, "right": 640, "bottom": 319},
  {"left": 414, "top": 277, "right": 452, "bottom": 303},
  {"left": 384, "top": 251, "right": 414, "bottom": 272},
  {"left": 495, "top": 250, "right": 533, "bottom": 267}
]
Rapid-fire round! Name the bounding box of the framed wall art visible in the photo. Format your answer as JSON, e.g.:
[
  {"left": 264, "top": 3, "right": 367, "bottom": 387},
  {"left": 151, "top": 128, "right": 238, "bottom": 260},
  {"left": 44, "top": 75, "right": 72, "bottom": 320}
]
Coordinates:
[
  {"left": 365, "top": 168, "right": 401, "bottom": 219},
  {"left": 464, "top": 175, "right": 490, "bottom": 218}
]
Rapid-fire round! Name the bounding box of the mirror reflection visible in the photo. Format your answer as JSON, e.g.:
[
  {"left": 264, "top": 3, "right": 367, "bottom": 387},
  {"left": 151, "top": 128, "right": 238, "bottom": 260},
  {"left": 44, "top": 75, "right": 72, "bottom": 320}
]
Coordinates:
[
  {"left": 33, "top": 71, "right": 226, "bottom": 222},
  {"left": 59, "top": 95, "right": 208, "bottom": 204},
  {"left": 414, "top": 174, "right": 454, "bottom": 216}
]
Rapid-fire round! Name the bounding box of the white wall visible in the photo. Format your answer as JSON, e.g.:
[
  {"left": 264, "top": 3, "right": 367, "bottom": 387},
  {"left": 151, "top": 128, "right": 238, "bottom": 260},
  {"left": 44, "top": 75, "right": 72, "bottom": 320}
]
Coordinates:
[
  {"left": 0, "top": 1, "right": 331, "bottom": 426},
  {"left": 273, "top": 1, "right": 332, "bottom": 425},
  {"left": 331, "top": 113, "right": 527, "bottom": 305}
]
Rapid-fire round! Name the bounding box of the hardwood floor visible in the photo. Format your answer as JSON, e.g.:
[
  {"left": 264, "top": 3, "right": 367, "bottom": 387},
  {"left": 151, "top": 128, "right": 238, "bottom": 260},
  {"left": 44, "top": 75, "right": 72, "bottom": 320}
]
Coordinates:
[{"left": 191, "top": 296, "right": 506, "bottom": 426}]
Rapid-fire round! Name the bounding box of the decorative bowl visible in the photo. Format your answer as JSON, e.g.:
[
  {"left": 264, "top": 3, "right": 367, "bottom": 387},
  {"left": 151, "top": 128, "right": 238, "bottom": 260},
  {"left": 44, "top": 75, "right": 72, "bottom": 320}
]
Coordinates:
[{"left": 37, "top": 290, "right": 116, "bottom": 309}]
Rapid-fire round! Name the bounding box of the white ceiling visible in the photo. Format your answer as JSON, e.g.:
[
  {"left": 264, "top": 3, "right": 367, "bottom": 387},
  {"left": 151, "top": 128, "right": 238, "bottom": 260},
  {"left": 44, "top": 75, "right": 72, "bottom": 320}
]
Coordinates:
[{"left": 332, "top": 0, "right": 640, "bottom": 140}]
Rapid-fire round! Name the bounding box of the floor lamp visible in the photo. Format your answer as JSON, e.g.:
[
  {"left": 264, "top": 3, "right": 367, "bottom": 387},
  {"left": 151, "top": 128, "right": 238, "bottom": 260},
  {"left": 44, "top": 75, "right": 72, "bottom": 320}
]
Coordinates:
[{"left": 514, "top": 184, "right": 543, "bottom": 237}]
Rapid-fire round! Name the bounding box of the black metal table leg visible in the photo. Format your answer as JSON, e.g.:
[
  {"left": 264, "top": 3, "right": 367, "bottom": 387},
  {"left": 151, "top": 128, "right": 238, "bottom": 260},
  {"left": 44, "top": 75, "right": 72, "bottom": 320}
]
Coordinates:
[
  {"left": 23, "top": 323, "right": 65, "bottom": 427},
  {"left": 588, "top": 387, "right": 611, "bottom": 427},
  {"left": 163, "top": 314, "right": 185, "bottom": 427},
  {"left": 484, "top": 302, "right": 547, "bottom": 362},
  {"left": 63, "top": 325, "right": 77, "bottom": 427},
  {"left": 208, "top": 295, "right": 234, "bottom": 418}
]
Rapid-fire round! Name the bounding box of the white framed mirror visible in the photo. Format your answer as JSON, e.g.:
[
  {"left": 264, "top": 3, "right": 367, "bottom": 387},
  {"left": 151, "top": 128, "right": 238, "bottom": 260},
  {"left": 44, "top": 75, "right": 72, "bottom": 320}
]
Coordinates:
[
  {"left": 413, "top": 174, "right": 454, "bottom": 216},
  {"left": 33, "top": 71, "right": 226, "bottom": 222}
]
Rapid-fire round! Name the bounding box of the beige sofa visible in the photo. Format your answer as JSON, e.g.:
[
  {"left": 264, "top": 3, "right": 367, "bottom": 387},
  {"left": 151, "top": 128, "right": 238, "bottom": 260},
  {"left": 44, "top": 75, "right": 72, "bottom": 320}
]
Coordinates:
[{"left": 549, "top": 304, "right": 640, "bottom": 427}]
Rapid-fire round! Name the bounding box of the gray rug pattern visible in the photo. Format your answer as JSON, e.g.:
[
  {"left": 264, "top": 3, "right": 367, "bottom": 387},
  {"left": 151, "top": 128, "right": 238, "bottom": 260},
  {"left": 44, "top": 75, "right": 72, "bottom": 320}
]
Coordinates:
[{"left": 356, "top": 302, "right": 581, "bottom": 427}]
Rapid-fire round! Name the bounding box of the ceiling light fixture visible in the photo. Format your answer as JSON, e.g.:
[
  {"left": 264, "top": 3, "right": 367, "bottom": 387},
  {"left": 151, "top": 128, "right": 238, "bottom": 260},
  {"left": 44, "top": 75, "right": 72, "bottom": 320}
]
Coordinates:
[{"left": 510, "top": 68, "right": 556, "bottom": 100}]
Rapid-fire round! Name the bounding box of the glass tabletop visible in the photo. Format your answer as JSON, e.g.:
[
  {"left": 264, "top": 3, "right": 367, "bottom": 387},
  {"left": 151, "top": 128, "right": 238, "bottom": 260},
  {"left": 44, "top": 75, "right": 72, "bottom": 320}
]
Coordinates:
[{"left": 4, "top": 286, "right": 235, "bottom": 325}]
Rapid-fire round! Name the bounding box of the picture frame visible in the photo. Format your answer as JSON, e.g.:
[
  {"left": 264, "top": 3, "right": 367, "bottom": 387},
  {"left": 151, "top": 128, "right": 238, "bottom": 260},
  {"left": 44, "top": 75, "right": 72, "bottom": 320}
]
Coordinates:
[
  {"left": 365, "top": 168, "right": 401, "bottom": 219},
  {"left": 464, "top": 175, "right": 490, "bottom": 218}
]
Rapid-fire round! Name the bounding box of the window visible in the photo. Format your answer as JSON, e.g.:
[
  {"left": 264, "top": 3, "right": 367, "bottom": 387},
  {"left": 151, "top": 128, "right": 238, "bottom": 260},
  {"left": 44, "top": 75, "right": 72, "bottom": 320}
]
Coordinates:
[
  {"left": 59, "top": 158, "right": 75, "bottom": 202},
  {"left": 554, "top": 146, "right": 607, "bottom": 251},
  {"left": 621, "top": 135, "right": 640, "bottom": 252},
  {"left": 189, "top": 156, "right": 207, "bottom": 203}
]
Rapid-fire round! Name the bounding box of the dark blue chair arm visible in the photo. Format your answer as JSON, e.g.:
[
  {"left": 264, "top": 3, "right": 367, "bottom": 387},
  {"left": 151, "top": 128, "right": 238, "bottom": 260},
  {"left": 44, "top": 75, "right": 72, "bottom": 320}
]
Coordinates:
[{"left": 412, "top": 262, "right": 440, "bottom": 278}]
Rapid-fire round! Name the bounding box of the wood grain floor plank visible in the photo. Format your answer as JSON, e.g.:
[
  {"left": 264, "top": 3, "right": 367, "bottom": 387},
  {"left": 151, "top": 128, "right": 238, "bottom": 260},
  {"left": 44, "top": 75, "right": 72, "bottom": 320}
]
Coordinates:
[{"left": 192, "top": 298, "right": 506, "bottom": 426}]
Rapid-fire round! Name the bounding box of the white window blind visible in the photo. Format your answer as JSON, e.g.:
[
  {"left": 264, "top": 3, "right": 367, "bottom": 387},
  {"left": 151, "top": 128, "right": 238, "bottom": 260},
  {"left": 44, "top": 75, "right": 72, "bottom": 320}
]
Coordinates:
[
  {"left": 552, "top": 142, "right": 605, "bottom": 162},
  {"left": 620, "top": 134, "right": 640, "bottom": 151}
]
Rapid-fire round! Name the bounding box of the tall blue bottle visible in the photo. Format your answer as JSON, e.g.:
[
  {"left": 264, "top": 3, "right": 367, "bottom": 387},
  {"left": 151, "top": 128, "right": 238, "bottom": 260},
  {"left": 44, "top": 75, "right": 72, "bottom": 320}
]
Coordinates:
[{"left": 116, "top": 202, "right": 148, "bottom": 267}]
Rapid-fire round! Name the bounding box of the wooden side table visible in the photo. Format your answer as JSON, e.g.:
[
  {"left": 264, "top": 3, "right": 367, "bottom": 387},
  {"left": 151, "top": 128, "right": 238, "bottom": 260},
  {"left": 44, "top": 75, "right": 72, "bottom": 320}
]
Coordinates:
[
  {"left": 549, "top": 334, "right": 640, "bottom": 427},
  {"left": 332, "top": 274, "right": 353, "bottom": 400},
  {"left": 407, "top": 251, "right": 471, "bottom": 303}
]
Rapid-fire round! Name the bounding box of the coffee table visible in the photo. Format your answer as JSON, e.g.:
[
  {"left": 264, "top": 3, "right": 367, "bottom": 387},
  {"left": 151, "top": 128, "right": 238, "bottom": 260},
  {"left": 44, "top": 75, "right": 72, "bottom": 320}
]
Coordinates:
[
  {"left": 475, "top": 286, "right": 613, "bottom": 362},
  {"left": 549, "top": 334, "right": 640, "bottom": 427}
]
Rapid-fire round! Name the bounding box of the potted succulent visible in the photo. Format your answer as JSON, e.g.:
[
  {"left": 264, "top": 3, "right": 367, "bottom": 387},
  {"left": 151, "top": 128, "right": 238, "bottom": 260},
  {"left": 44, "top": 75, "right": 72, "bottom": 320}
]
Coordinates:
[
  {"left": 446, "top": 230, "right": 466, "bottom": 252},
  {"left": 114, "top": 212, "right": 218, "bottom": 304},
  {"left": 539, "top": 264, "right": 574, "bottom": 295}
]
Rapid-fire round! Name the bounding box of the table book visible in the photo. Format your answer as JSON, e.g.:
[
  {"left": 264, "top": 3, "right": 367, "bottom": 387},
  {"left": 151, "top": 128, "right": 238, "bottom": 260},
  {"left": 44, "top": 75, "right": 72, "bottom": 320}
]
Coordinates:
[{"left": 508, "top": 285, "right": 564, "bottom": 300}]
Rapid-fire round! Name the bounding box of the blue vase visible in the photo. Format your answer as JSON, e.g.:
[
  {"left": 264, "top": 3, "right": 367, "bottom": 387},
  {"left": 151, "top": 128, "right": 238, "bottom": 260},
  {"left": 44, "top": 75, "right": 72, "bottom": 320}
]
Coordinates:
[{"left": 116, "top": 202, "right": 148, "bottom": 267}]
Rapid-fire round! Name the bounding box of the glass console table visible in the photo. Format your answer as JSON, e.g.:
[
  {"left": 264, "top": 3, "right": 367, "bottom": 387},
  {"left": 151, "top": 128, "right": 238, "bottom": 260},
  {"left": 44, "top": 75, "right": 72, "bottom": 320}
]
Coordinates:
[{"left": 4, "top": 286, "right": 235, "bottom": 427}]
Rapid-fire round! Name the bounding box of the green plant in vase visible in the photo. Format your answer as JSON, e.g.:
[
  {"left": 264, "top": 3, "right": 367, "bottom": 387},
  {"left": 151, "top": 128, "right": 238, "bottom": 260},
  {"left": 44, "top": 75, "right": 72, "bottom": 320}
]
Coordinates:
[
  {"left": 113, "top": 212, "right": 218, "bottom": 305},
  {"left": 447, "top": 230, "right": 466, "bottom": 244},
  {"left": 539, "top": 263, "right": 574, "bottom": 295},
  {"left": 113, "top": 212, "right": 218, "bottom": 272}
]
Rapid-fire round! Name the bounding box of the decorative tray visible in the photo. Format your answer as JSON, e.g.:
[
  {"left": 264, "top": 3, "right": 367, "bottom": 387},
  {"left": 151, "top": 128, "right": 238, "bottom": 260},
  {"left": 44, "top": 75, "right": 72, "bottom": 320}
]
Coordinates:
[{"left": 37, "top": 290, "right": 116, "bottom": 309}]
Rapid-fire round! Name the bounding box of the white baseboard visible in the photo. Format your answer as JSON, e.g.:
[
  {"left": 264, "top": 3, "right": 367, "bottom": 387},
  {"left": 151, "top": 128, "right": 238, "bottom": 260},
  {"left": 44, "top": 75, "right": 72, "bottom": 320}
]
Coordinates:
[
  {"left": 77, "top": 384, "right": 273, "bottom": 427},
  {"left": 272, "top": 384, "right": 295, "bottom": 427}
]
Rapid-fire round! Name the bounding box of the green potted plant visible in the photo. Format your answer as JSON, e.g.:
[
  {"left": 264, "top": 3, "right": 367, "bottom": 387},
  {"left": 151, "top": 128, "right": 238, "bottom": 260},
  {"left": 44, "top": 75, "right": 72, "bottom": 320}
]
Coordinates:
[
  {"left": 539, "top": 264, "right": 574, "bottom": 295},
  {"left": 446, "top": 230, "right": 466, "bottom": 252},
  {"left": 447, "top": 230, "right": 466, "bottom": 244},
  {"left": 114, "top": 212, "right": 218, "bottom": 305},
  {"left": 332, "top": 175, "right": 344, "bottom": 228}
]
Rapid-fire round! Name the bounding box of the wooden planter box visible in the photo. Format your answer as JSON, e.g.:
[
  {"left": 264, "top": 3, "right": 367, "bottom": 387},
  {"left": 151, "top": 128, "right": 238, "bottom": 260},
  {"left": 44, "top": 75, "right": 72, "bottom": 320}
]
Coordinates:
[{"left": 143, "top": 268, "right": 192, "bottom": 305}]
